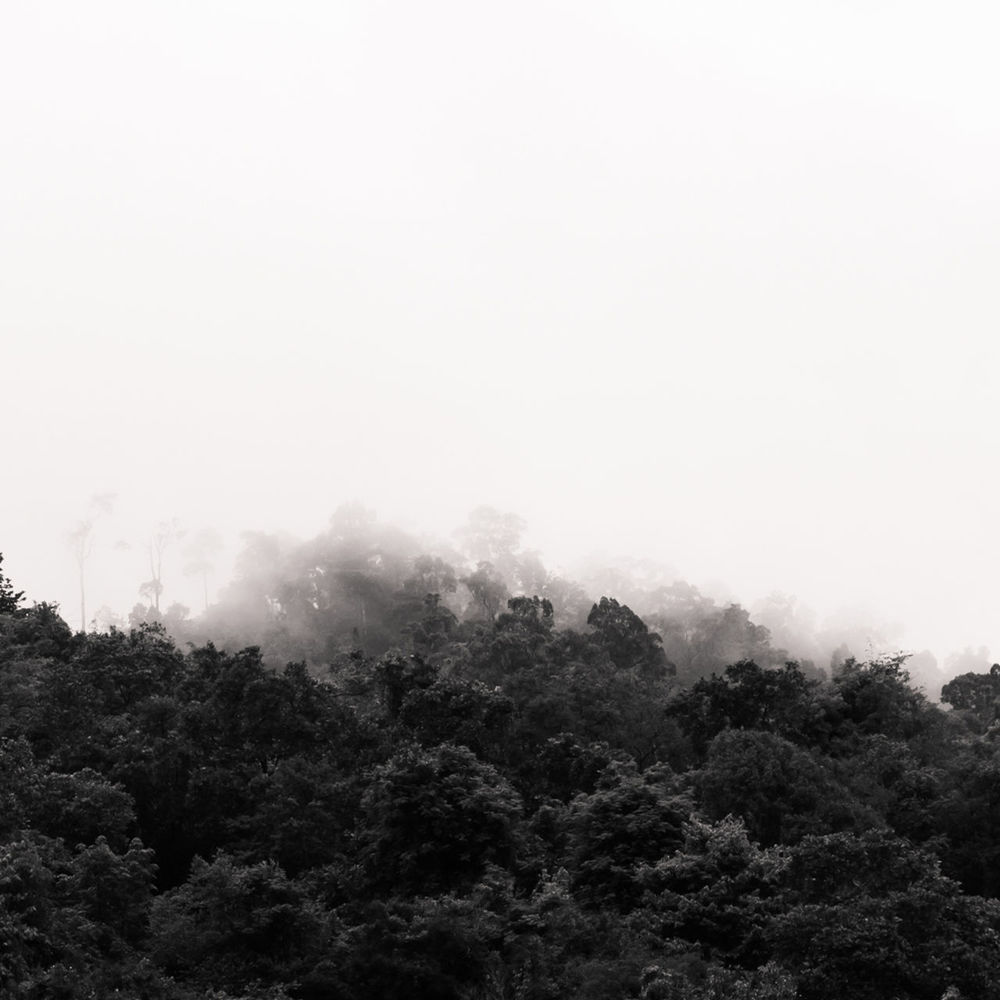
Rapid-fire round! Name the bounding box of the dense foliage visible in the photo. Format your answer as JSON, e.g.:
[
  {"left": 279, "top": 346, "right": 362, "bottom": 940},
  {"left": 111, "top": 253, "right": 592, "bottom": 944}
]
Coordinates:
[{"left": 2, "top": 530, "right": 1000, "bottom": 999}]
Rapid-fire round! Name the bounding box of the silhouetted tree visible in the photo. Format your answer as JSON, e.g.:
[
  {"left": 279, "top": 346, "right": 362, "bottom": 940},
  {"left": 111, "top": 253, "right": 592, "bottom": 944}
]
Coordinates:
[
  {"left": 0, "top": 552, "right": 24, "bottom": 614},
  {"left": 942, "top": 664, "right": 1000, "bottom": 729},
  {"left": 463, "top": 561, "right": 509, "bottom": 622}
]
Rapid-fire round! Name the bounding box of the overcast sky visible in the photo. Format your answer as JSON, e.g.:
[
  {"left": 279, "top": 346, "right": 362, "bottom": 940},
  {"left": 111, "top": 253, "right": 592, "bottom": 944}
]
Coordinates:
[{"left": 3, "top": 1, "right": 999, "bottom": 660}]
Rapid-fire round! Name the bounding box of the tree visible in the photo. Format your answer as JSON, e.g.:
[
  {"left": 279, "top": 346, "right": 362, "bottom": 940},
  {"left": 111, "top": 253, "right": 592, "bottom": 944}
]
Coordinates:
[
  {"left": 566, "top": 761, "right": 690, "bottom": 910},
  {"left": 686, "top": 605, "right": 777, "bottom": 679},
  {"left": 141, "top": 519, "right": 183, "bottom": 615},
  {"left": 463, "top": 562, "right": 509, "bottom": 622},
  {"left": 832, "top": 654, "right": 932, "bottom": 745},
  {"left": 0, "top": 600, "right": 73, "bottom": 666},
  {"left": 474, "top": 595, "right": 555, "bottom": 680},
  {"left": 942, "top": 664, "right": 1000, "bottom": 729},
  {"left": 587, "top": 597, "right": 672, "bottom": 680},
  {"left": 638, "top": 814, "right": 785, "bottom": 966},
  {"left": 0, "top": 831, "right": 159, "bottom": 997},
  {"left": 845, "top": 735, "right": 945, "bottom": 846},
  {"left": 524, "top": 733, "right": 625, "bottom": 804},
  {"left": 183, "top": 526, "right": 224, "bottom": 613},
  {"left": 150, "top": 854, "right": 326, "bottom": 993},
  {"left": 767, "top": 830, "right": 1000, "bottom": 1000},
  {"left": 665, "top": 661, "right": 822, "bottom": 757},
  {"left": 937, "top": 739, "right": 1000, "bottom": 897},
  {"left": 399, "top": 676, "right": 514, "bottom": 762},
  {"left": 66, "top": 492, "right": 115, "bottom": 632},
  {"left": 750, "top": 591, "right": 822, "bottom": 670},
  {"left": 373, "top": 652, "right": 438, "bottom": 721},
  {"left": 0, "top": 552, "right": 24, "bottom": 614},
  {"left": 639, "top": 961, "right": 797, "bottom": 1000},
  {"left": 697, "top": 729, "right": 873, "bottom": 846},
  {"left": 331, "top": 895, "right": 500, "bottom": 1000},
  {"left": 404, "top": 593, "right": 460, "bottom": 658},
  {"left": 29, "top": 768, "right": 138, "bottom": 851},
  {"left": 227, "top": 755, "right": 358, "bottom": 876},
  {"left": 455, "top": 506, "right": 526, "bottom": 581},
  {"left": 403, "top": 555, "right": 458, "bottom": 599},
  {"left": 359, "top": 742, "right": 522, "bottom": 896}
]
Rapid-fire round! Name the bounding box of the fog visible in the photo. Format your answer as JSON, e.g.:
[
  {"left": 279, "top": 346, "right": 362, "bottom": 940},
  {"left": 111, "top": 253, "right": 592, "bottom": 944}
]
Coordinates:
[{"left": 3, "top": 2, "right": 999, "bottom": 674}]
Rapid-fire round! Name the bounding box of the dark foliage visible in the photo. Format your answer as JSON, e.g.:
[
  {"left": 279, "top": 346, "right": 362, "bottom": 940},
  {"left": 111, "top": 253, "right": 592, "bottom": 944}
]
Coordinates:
[
  {"left": 0, "top": 553, "right": 25, "bottom": 614},
  {"left": 2, "top": 543, "right": 1000, "bottom": 999}
]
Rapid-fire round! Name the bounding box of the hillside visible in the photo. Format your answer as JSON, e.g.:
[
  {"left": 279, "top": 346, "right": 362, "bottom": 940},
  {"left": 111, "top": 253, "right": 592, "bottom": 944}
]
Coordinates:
[{"left": 2, "top": 548, "right": 1000, "bottom": 999}]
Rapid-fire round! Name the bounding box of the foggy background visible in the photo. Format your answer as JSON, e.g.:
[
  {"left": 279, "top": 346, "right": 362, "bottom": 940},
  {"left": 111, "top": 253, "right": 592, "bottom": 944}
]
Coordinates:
[{"left": 3, "top": 1, "right": 998, "bottom": 674}]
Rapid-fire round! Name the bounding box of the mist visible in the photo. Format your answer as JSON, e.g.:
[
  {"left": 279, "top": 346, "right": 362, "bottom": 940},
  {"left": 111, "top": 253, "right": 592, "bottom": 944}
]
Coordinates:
[
  {"left": 4, "top": 1, "right": 1000, "bottom": 681},
  {"left": 0, "top": 494, "right": 953, "bottom": 702}
]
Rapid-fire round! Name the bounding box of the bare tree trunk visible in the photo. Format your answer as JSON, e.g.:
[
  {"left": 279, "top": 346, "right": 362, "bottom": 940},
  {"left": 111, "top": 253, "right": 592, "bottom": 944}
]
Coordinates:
[{"left": 149, "top": 542, "right": 162, "bottom": 612}]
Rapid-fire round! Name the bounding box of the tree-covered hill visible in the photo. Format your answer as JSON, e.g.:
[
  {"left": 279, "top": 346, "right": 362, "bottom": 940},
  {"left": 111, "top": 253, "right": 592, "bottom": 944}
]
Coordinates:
[{"left": 2, "top": 547, "right": 1000, "bottom": 999}]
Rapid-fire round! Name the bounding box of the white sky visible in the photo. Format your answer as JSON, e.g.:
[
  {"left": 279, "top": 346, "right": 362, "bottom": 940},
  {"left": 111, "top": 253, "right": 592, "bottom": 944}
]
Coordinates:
[{"left": 2, "top": 1, "right": 999, "bottom": 660}]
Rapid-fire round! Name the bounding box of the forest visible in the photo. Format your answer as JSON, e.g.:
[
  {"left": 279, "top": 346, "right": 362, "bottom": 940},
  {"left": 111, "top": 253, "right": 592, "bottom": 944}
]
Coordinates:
[{"left": 3, "top": 507, "right": 1000, "bottom": 1000}]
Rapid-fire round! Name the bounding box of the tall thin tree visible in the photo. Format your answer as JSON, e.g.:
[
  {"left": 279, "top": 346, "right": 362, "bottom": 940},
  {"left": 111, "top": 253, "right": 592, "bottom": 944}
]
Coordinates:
[
  {"left": 67, "top": 493, "right": 115, "bottom": 632},
  {"left": 141, "top": 519, "right": 183, "bottom": 614}
]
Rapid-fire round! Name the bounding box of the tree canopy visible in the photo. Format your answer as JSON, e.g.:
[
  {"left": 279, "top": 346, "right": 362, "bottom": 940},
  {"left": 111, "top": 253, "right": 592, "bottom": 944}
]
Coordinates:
[{"left": 2, "top": 539, "right": 999, "bottom": 999}]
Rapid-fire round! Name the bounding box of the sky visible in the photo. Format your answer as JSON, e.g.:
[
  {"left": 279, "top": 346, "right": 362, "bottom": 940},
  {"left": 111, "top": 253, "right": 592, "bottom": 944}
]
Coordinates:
[{"left": 2, "top": 1, "right": 999, "bottom": 661}]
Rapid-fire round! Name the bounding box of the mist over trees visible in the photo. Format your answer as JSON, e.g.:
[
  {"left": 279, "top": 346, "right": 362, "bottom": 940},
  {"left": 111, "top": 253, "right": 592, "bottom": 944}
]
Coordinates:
[
  {"left": 114, "top": 504, "right": 947, "bottom": 695},
  {"left": 3, "top": 509, "right": 1000, "bottom": 998}
]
